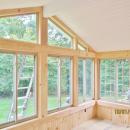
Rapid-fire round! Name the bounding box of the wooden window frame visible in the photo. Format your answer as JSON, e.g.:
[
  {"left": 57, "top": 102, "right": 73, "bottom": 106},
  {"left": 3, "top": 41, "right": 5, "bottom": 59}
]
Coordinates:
[
  {"left": 78, "top": 57, "right": 94, "bottom": 105},
  {"left": 0, "top": 6, "right": 96, "bottom": 129},
  {"left": 0, "top": 52, "right": 38, "bottom": 129},
  {"left": 48, "top": 56, "right": 73, "bottom": 113},
  {"left": 0, "top": 6, "right": 43, "bottom": 44},
  {"left": 100, "top": 58, "right": 130, "bottom": 104},
  {"left": 48, "top": 18, "right": 75, "bottom": 49},
  {"left": 77, "top": 40, "right": 88, "bottom": 52}
]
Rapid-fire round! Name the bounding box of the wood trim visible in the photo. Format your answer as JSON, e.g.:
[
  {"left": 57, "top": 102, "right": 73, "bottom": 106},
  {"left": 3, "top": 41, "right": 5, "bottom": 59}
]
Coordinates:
[
  {"left": 0, "top": 6, "right": 43, "bottom": 17},
  {"left": 41, "top": 52, "right": 48, "bottom": 117},
  {"left": 0, "top": 39, "right": 40, "bottom": 53},
  {"left": 44, "top": 45, "right": 77, "bottom": 56},
  {"left": 42, "top": 18, "right": 48, "bottom": 45},
  {"left": 46, "top": 100, "right": 95, "bottom": 121},
  {"left": 73, "top": 56, "right": 78, "bottom": 106},
  {"left": 38, "top": 8, "right": 44, "bottom": 44},
  {"left": 97, "top": 100, "right": 130, "bottom": 109},
  {"left": 94, "top": 58, "right": 100, "bottom": 100},
  {"left": 97, "top": 50, "right": 130, "bottom": 59},
  {"left": 0, "top": 39, "right": 96, "bottom": 58}
]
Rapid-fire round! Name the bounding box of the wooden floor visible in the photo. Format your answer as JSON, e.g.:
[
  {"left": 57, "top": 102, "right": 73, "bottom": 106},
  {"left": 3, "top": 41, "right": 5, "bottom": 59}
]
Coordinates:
[{"left": 72, "top": 119, "right": 130, "bottom": 130}]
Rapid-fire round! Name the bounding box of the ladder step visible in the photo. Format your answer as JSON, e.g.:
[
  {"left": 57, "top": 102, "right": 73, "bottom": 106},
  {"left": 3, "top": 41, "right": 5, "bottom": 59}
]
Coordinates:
[
  {"left": 18, "top": 87, "right": 28, "bottom": 90},
  {"left": 18, "top": 105, "right": 24, "bottom": 109},
  {"left": 18, "top": 96, "right": 27, "bottom": 100},
  {"left": 20, "top": 77, "right": 31, "bottom": 80}
]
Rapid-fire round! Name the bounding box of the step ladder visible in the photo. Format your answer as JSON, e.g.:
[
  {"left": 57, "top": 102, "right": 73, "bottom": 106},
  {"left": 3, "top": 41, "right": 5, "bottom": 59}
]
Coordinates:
[{"left": 8, "top": 56, "right": 34, "bottom": 121}]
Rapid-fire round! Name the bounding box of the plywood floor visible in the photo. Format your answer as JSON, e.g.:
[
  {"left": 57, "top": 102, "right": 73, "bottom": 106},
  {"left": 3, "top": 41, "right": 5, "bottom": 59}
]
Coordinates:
[{"left": 72, "top": 119, "right": 130, "bottom": 130}]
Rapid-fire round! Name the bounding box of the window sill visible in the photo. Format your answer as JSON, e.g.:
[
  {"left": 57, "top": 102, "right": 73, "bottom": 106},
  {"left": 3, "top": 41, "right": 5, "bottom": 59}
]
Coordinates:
[
  {"left": 48, "top": 105, "right": 72, "bottom": 114},
  {"left": 97, "top": 100, "right": 130, "bottom": 109},
  {"left": 78, "top": 100, "right": 95, "bottom": 107},
  {"left": 3, "top": 117, "right": 39, "bottom": 130},
  {"left": 4, "top": 101, "right": 95, "bottom": 129},
  {"left": 46, "top": 100, "right": 95, "bottom": 121}
]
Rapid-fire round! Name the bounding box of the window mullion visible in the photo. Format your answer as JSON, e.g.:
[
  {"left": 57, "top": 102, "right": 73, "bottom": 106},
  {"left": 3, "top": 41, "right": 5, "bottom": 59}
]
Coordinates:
[
  {"left": 15, "top": 54, "right": 18, "bottom": 122},
  {"left": 115, "top": 61, "right": 118, "bottom": 98},
  {"left": 70, "top": 58, "right": 73, "bottom": 105},
  {"left": 58, "top": 58, "right": 61, "bottom": 108},
  {"left": 34, "top": 56, "right": 37, "bottom": 115}
]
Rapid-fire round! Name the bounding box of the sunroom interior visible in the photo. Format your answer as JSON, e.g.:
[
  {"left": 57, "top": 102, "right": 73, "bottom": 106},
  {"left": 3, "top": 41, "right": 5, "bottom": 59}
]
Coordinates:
[{"left": 0, "top": 0, "right": 130, "bottom": 130}]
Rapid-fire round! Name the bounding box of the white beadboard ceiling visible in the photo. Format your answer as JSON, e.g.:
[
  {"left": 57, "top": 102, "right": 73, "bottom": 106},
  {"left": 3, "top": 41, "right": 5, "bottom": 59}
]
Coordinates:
[{"left": 0, "top": 0, "right": 130, "bottom": 52}]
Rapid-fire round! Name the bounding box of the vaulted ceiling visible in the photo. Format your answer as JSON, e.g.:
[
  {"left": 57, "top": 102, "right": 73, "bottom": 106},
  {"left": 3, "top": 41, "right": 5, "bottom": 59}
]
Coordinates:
[{"left": 0, "top": 0, "right": 130, "bottom": 52}]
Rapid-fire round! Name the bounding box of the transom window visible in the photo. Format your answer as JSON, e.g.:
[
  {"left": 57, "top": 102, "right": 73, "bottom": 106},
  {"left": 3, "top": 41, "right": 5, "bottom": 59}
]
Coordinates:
[
  {"left": 0, "top": 53, "right": 37, "bottom": 127},
  {"left": 100, "top": 59, "right": 130, "bottom": 103},
  {"left": 78, "top": 58, "right": 94, "bottom": 104},
  {"left": 48, "top": 56, "right": 72, "bottom": 111},
  {"left": 48, "top": 19, "right": 73, "bottom": 48},
  {"left": 77, "top": 44, "right": 86, "bottom": 51},
  {"left": 0, "top": 14, "right": 37, "bottom": 43}
]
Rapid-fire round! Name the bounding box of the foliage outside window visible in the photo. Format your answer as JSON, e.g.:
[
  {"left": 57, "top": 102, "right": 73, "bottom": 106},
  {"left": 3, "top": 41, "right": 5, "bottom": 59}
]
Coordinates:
[
  {"left": 100, "top": 59, "right": 130, "bottom": 103},
  {"left": 0, "top": 14, "right": 37, "bottom": 43},
  {"left": 78, "top": 58, "right": 94, "bottom": 104},
  {"left": 48, "top": 20, "right": 73, "bottom": 48},
  {"left": 48, "top": 56, "right": 72, "bottom": 111},
  {"left": 0, "top": 53, "right": 37, "bottom": 127}
]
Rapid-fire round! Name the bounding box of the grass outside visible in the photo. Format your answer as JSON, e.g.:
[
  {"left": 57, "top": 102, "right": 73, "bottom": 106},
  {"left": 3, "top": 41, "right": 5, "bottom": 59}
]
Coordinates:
[
  {"left": 48, "top": 96, "right": 70, "bottom": 111},
  {"left": 0, "top": 96, "right": 70, "bottom": 124},
  {"left": 0, "top": 97, "right": 35, "bottom": 124}
]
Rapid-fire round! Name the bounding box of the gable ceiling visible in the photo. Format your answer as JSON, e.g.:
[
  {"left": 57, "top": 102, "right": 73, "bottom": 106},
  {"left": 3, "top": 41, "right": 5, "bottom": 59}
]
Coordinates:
[{"left": 0, "top": 0, "right": 130, "bottom": 52}]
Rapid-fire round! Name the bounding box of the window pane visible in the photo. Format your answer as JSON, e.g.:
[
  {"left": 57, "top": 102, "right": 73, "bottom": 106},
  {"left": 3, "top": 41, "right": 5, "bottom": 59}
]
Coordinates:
[
  {"left": 100, "top": 59, "right": 116, "bottom": 100},
  {"left": 78, "top": 59, "right": 84, "bottom": 103},
  {"left": 0, "top": 14, "right": 37, "bottom": 43},
  {"left": 61, "top": 58, "right": 72, "bottom": 107},
  {"left": 17, "top": 55, "right": 36, "bottom": 120},
  {"left": 78, "top": 44, "right": 86, "bottom": 51},
  {"left": 48, "top": 20, "right": 72, "bottom": 48},
  {"left": 0, "top": 53, "right": 15, "bottom": 125},
  {"left": 48, "top": 57, "right": 59, "bottom": 110},
  {"left": 100, "top": 59, "right": 130, "bottom": 103},
  {"left": 116, "top": 59, "right": 129, "bottom": 102},
  {"left": 86, "top": 59, "right": 94, "bottom": 99}
]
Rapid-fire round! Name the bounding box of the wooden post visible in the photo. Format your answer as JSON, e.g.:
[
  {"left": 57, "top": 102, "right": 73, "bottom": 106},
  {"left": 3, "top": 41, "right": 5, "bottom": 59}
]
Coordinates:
[
  {"left": 40, "top": 17, "right": 48, "bottom": 117},
  {"left": 38, "top": 7, "right": 44, "bottom": 44},
  {"left": 94, "top": 57, "right": 100, "bottom": 100},
  {"left": 42, "top": 18, "right": 48, "bottom": 45},
  {"left": 73, "top": 55, "right": 78, "bottom": 106},
  {"left": 41, "top": 52, "right": 48, "bottom": 117}
]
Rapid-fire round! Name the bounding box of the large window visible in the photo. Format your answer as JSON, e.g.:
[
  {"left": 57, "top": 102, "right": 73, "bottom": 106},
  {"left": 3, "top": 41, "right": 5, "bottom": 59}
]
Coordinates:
[
  {"left": 0, "top": 53, "right": 37, "bottom": 127},
  {"left": 78, "top": 58, "right": 94, "bottom": 104},
  {"left": 48, "top": 56, "right": 72, "bottom": 111},
  {"left": 48, "top": 20, "right": 73, "bottom": 48},
  {"left": 0, "top": 14, "right": 37, "bottom": 43},
  {"left": 100, "top": 59, "right": 130, "bottom": 103}
]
